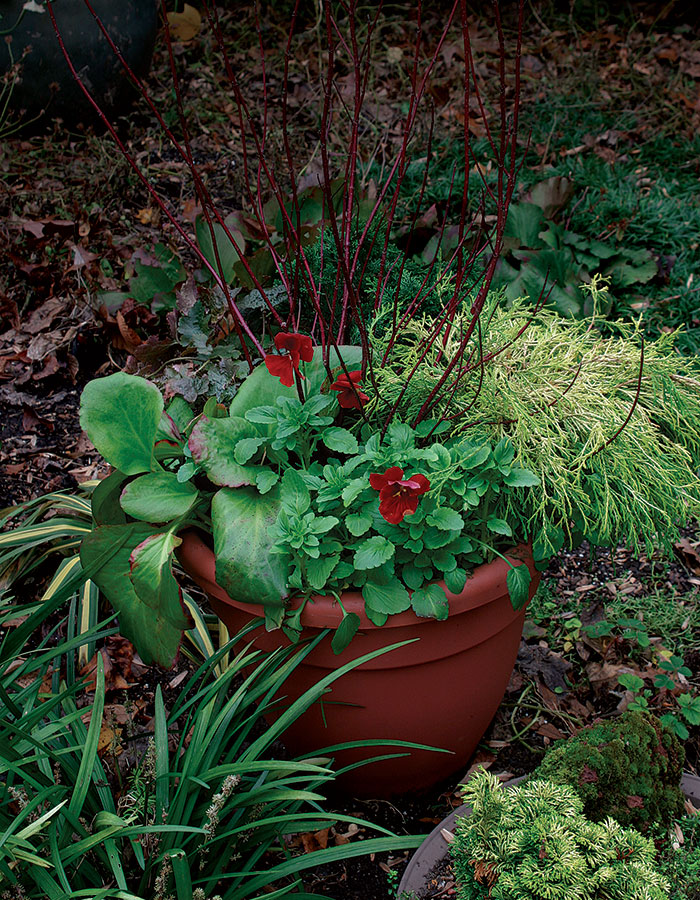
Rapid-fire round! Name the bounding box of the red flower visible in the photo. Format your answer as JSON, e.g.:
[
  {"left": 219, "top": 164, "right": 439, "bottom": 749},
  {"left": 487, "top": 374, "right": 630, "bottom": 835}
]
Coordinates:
[
  {"left": 264, "top": 332, "right": 314, "bottom": 387},
  {"left": 330, "top": 370, "right": 369, "bottom": 409},
  {"left": 369, "top": 466, "right": 431, "bottom": 525}
]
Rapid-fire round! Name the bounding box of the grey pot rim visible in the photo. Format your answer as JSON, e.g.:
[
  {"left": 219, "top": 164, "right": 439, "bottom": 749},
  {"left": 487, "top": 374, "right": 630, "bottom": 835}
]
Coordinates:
[{"left": 398, "top": 771, "right": 700, "bottom": 896}]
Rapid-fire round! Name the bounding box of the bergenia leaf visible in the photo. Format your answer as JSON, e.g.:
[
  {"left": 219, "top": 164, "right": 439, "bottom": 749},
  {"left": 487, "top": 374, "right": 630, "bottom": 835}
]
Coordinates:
[
  {"left": 120, "top": 472, "right": 199, "bottom": 523},
  {"left": 129, "top": 532, "right": 193, "bottom": 634},
  {"left": 80, "top": 372, "right": 163, "bottom": 475},
  {"left": 91, "top": 470, "right": 129, "bottom": 526},
  {"left": 212, "top": 485, "right": 290, "bottom": 611},
  {"left": 189, "top": 415, "right": 261, "bottom": 487},
  {"left": 80, "top": 523, "right": 189, "bottom": 667}
]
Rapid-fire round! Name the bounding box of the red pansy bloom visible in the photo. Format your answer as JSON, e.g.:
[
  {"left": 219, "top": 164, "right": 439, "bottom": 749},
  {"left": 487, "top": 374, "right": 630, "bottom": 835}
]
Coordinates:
[
  {"left": 264, "top": 332, "right": 314, "bottom": 387},
  {"left": 330, "top": 370, "right": 369, "bottom": 409},
  {"left": 369, "top": 466, "right": 431, "bottom": 525}
]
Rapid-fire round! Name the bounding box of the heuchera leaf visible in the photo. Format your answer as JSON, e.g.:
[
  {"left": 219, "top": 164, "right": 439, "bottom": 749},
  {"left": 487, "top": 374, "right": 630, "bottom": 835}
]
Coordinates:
[
  {"left": 120, "top": 472, "right": 199, "bottom": 523},
  {"left": 212, "top": 486, "right": 290, "bottom": 613},
  {"left": 506, "top": 562, "right": 532, "bottom": 611},
  {"left": 410, "top": 583, "right": 449, "bottom": 619},
  {"left": 80, "top": 523, "right": 189, "bottom": 667},
  {"left": 189, "top": 416, "right": 261, "bottom": 487},
  {"left": 80, "top": 373, "right": 163, "bottom": 475}
]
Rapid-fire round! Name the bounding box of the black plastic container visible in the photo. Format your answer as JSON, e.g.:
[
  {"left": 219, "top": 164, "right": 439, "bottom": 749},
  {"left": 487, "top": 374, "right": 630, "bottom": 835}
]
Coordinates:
[{"left": 0, "top": 0, "right": 159, "bottom": 127}]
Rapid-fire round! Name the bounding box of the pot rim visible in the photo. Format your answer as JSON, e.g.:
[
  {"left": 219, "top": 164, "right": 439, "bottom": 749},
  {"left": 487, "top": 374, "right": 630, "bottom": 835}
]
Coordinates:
[
  {"left": 177, "top": 529, "right": 536, "bottom": 631},
  {"left": 398, "top": 771, "right": 700, "bottom": 896}
]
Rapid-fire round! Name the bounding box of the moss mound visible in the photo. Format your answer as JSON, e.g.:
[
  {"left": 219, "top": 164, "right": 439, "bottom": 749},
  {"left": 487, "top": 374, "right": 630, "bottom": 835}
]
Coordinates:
[{"left": 533, "top": 710, "right": 685, "bottom": 831}]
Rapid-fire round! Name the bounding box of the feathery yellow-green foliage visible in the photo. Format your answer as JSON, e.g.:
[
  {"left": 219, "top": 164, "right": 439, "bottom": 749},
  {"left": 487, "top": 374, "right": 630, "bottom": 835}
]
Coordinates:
[{"left": 369, "top": 284, "right": 700, "bottom": 557}]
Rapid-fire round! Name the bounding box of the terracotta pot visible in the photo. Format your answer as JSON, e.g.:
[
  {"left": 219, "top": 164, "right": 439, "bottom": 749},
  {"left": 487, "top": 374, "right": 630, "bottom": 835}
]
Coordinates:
[
  {"left": 398, "top": 772, "right": 700, "bottom": 896},
  {"left": 177, "top": 531, "right": 541, "bottom": 797}
]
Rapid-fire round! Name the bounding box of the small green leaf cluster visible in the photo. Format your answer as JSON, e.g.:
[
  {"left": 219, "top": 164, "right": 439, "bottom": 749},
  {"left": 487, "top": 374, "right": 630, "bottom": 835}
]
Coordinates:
[
  {"left": 452, "top": 769, "right": 670, "bottom": 900},
  {"left": 615, "top": 652, "right": 700, "bottom": 741}
]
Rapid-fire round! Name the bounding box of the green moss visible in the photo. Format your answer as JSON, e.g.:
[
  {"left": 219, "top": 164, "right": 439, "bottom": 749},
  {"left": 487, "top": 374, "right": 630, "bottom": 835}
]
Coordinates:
[
  {"left": 533, "top": 711, "right": 685, "bottom": 832},
  {"left": 452, "top": 769, "right": 670, "bottom": 900}
]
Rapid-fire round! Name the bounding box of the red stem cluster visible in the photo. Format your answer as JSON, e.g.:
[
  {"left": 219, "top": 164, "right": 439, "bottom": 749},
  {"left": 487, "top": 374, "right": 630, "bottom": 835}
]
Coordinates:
[{"left": 49, "top": 0, "right": 526, "bottom": 431}]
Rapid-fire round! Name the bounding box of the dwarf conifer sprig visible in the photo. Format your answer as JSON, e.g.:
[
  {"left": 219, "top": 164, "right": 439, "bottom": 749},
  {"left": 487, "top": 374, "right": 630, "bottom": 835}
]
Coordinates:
[{"left": 452, "top": 770, "right": 670, "bottom": 900}]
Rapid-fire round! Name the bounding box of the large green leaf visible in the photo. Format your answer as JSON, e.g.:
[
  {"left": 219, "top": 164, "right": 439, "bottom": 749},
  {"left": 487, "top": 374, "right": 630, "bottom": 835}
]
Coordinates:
[
  {"left": 80, "top": 373, "right": 163, "bottom": 475},
  {"left": 188, "top": 416, "right": 260, "bottom": 487},
  {"left": 129, "top": 532, "right": 193, "bottom": 643},
  {"left": 80, "top": 523, "right": 187, "bottom": 666},
  {"left": 119, "top": 472, "right": 200, "bottom": 523},
  {"left": 229, "top": 345, "right": 364, "bottom": 420},
  {"left": 212, "top": 486, "right": 290, "bottom": 612},
  {"left": 502, "top": 202, "right": 546, "bottom": 251}
]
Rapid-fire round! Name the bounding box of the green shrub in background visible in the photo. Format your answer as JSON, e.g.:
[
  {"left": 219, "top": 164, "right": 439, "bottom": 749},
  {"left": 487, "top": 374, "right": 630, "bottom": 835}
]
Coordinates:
[{"left": 451, "top": 769, "right": 670, "bottom": 900}]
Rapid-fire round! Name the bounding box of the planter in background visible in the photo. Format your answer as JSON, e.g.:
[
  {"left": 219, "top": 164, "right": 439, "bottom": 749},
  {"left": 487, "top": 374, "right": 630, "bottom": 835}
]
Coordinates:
[
  {"left": 177, "top": 531, "right": 541, "bottom": 797},
  {"left": 398, "top": 772, "right": 700, "bottom": 897},
  {"left": 0, "top": 0, "right": 159, "bottom": 128}
]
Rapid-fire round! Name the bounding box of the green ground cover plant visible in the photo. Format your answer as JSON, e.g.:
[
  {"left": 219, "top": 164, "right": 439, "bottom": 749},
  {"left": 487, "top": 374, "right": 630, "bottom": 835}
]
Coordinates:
[
  {"left": 656, "top": 813, "right": 700, "bottom": 900},
  {"left": 0, "top": 588, "right": 421, "bottom": 898}
]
